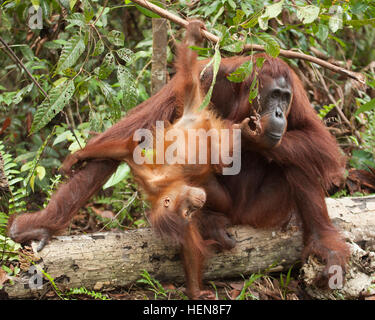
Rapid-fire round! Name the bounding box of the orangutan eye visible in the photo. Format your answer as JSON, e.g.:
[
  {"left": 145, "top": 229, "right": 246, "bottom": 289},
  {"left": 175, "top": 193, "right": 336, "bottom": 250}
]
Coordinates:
[{"left": 163, "top": 197, "right": 170, "bottom": 207}]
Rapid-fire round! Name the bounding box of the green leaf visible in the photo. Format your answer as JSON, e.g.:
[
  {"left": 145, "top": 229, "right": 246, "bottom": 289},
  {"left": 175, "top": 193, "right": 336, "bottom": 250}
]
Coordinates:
[
  {"left": 256, "top": 57, "right": 265, "bottom": 68},
  {"left": 350, "top": 150, "right": 375, "bottom": 170},
  {"left": 131, "top": 50, "right": 150, "bottom": 63},
  {"left": 20, "top": 45, "right": 35, "bottom": 61},
  {"left": 258, "top": 17, "right": 268, "bottom": 30},
  {"left": 56, "top": 34, "right": 85, "bottom": 74},
  {"left": 216, "top": 24, "right": 231, "bottom": 46},
  {"left": 258, "top": 0, "right": 284, "bottom": 30},
  {"left": 227, "top": 0, "right": 236, "bottom": 10},
  {"left": 97, "top": 52, "right": 115, "bottom": 79},
  {"left": 258, "top": 34, "right": 280, "bottom": 58},
  {"left": 20, "top": 161, "right": 33, "bottom": 172},
  {"left": 53, "top": 77, "right": 68, "bottom": 87},
  {"left": 263, "top": 0, "right": 284, "bottom": 19},
  {"left": 241, "top": 10, "right": 262, "bottom": 29},
  {"left": 199, "top": 44, "right": 221, "bottom": 111},
  {"left": 107, "top": 30, "right": 125, "bottom": 47},
  {"left": 40, "top": 0, "right": 50, "bottom": 17},
  {"left": 355, "top": 98, "right": 375, "bottom": 116},
  {"left": 70, "top": 0, "right": 78, "bottom": 10},
  {"left": 347, "top": 18, "right": 375, "bottom": 28},
  {"left": 82, "top": 0, "right": 94, "bottom": 22},
  {"left": 316, "top": 24, "right": 329, "bottom": 42},
  {"left": 53, "top": 130, "right": 73, "bottom": 145},
  {"left": 103, "top": 163, "right": 130, "bottom": 189},
  {"left": 23, "top": 129, "right": 55, "bottom": 193},
  {"left": 204, "top": 0, "right": 221, "bottom": 17},
  {"left": 318, "top": 103, "right": 335, "bottom": 119},
  {"left": 296, "top": 5, "right": 320, "bottom": 24},
  {"left": 31, "top": 0, "right": 40, "bottom": 7},
  {"left": 66, "top": 13, "right": 86, "bottom": 28},
  {"left": 248, "top": 76, "right": 258, "bottom": 103},
  {"left": 35, "top": 166, "right": 46, "bottom": 181},
  {"left": 30, "top": 82, "right": 75, "bottom": 134},
  {"left": 329, "top": 5, "right": 343, "bottom": 33},
  {"left": 97, "top": 80, "right": 122, "bottom": 121},
  {"left": 328, "top": 34, "right": 346, "bottom": 48},
  {"left": 221, "top": 42, "right": 243, "bottom": 53},
  {"left": 98, "top": 80, "right": 116, "bottom": 100},
  {"left": 92, "top": 39, "right": 104, "bottom": 57},
  {"left": 117, "top": 65, "right": 137, "bottom": 111},
  {"left": 12, "top": 84, "right": 33, "bottom": 105},
  {"left": 59, "top": 0, "right": 69, "bottom": 9},
  {"left": 227, "top": 60, "right": 253, "bottom": 83},
  {"left": 116, "top": 48, "right": 134, "bottom": 64},
  {"left": 212, "top": 5, "right": 224, "bottom": 26}
]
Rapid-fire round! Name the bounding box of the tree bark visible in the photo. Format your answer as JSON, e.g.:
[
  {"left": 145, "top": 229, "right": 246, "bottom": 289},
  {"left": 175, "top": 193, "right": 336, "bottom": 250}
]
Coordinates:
[
  {"left": 0, "top": 152, "right": 10, "bottom": 213},
  {"left": 151, "top": 0, "right": 168, "bottom": 95},
  {"left": 3, "top": 196, "right": 375, "bottom": 299},
  {"left": 0, "top": 153, "right": 9, "bottom": 193}
]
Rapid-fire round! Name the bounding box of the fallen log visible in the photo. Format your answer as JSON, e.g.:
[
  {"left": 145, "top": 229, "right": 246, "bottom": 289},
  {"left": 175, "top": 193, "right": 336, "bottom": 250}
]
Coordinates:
[{"left": 3, "top": 196, "right": 375, "bottom": 299}]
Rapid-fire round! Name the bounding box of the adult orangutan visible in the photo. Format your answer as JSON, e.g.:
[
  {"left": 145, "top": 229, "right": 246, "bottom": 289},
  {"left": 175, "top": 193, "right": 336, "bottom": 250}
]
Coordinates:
[{"left": 8, "top": 21, "right": 349, "bottom": 299}]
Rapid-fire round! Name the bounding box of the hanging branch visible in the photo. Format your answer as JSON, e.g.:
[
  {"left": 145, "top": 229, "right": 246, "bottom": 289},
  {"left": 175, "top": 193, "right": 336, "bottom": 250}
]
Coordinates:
[
  {"left": 130, "top": 0, "right": 365, "bottom": 84},
  {"left": 0, "top": 36, "right": 49, "bottom": 98}
]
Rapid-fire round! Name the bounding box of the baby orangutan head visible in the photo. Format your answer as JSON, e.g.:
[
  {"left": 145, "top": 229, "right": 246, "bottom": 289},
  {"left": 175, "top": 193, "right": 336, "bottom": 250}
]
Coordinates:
[{"left": 148, "top": 183, "right": 206, "bottom": 241}]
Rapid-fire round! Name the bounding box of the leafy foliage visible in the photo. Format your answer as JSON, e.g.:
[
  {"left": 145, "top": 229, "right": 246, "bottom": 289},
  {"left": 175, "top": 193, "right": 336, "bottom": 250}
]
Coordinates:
[
  {"left": 66, "top": 286, "right": 111, "bottom": 300},
  {"left": 136, "top": 269, "right": 183, "bottom": 299},
  {"left": 0, "top": 142, "right": 23, "bottom": 264}
]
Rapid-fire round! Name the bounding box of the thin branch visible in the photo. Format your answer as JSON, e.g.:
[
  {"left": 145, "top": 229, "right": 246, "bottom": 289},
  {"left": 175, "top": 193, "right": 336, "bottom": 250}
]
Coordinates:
[
  {"left": 93, "top": 0, "right": 109, "bottom": 26},
  {"left": 243, "top": 44, "right": 365, "bottom": 84},
  {"left": 130, "top": 0, "right": 365, "bottom": 84},
  {"left": 131, "top": 0, "right": 218, "bottom": 42},
  {"left": 316, "top": 69, "right": 351, "bottom": 127},
  {"left": 0, "top": 36, "right": 49, "bottom": 98}
]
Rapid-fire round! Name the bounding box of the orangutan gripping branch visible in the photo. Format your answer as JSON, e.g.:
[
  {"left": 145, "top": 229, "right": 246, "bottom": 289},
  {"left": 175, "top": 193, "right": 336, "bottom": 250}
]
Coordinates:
[{"left": 8, "top": 20, "right": 348, "bottom": 299}]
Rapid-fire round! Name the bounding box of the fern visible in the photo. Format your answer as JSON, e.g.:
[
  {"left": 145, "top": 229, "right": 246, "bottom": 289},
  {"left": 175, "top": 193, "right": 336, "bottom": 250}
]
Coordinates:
[
  {"left": 137, "top": 269, "right": 168, "bottom": 299},
  {"left": 318, "top": 103, "right": 336, "bottom": 119},
  {"left": 0, "top": 142, "right": 24, "bottom": 263},
  {"left": 0, "top": 142, "right": 26, "bottom": 216},
  {"left": 67, "top": 287, "right": 110, "bottom": 300}
]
